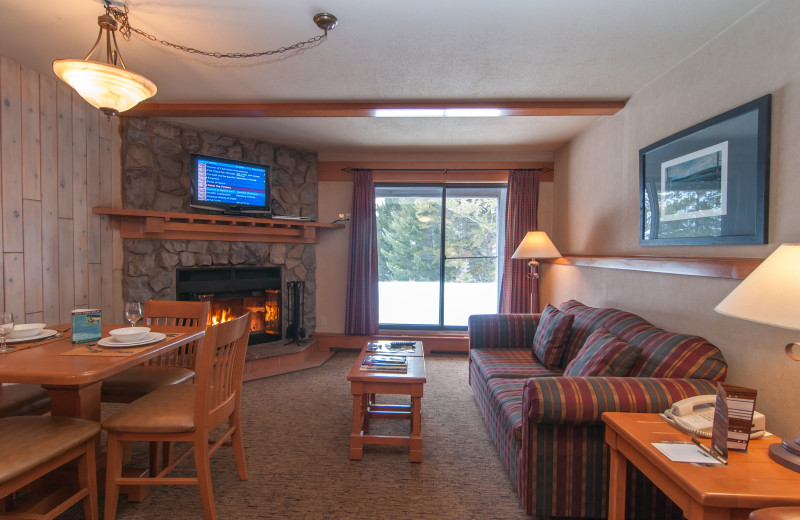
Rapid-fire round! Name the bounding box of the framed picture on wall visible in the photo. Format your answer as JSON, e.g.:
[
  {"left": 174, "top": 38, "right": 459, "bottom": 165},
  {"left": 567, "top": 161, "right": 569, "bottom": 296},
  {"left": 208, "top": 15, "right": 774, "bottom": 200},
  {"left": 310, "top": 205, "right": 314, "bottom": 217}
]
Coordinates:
[{"left": 639, "top": 94, "right": 771, "bottom": 246}]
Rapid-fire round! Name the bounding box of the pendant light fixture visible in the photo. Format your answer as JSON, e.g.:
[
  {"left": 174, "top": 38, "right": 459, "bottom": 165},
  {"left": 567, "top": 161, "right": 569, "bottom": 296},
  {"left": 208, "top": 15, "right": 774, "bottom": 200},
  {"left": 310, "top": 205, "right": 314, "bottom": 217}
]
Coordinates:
[
  {"left": 53, "top": 3, "right": 337, "bottom": 118},
  {"left": 53, "top": 12, "right": 156, "bottom": 117}
]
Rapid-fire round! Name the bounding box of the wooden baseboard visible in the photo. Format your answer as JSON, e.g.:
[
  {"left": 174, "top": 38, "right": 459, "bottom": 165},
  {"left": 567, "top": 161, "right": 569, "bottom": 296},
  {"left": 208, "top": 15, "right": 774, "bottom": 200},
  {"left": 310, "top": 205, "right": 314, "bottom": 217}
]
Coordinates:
[{"left": 312, "top": 332, "right": 468, "bottom": 353}]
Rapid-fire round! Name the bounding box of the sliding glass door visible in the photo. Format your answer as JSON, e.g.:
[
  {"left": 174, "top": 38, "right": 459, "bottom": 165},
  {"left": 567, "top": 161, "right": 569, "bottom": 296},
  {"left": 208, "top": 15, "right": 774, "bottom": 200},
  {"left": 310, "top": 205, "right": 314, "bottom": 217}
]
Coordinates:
[{"left": 375, "top": 184, "right": 506, "bottom": 329}]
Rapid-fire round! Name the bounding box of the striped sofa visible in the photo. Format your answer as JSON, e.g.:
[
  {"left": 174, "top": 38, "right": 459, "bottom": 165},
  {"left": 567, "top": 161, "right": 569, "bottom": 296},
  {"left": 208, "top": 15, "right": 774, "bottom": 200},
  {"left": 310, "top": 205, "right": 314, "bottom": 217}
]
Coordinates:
[{"left": 468, "top": 300, "right": 728, "bottom": 518}]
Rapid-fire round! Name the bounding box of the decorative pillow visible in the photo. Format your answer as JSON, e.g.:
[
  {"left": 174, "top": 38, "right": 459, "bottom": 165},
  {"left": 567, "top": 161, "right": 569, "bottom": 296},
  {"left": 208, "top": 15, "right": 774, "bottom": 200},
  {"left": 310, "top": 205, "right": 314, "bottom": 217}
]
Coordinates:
[
  {"left": 532, "top": 304, "right": 574, "bottom": 368},
  {"left": 564, "top": 328, "right": 642, "bottom": 377}
]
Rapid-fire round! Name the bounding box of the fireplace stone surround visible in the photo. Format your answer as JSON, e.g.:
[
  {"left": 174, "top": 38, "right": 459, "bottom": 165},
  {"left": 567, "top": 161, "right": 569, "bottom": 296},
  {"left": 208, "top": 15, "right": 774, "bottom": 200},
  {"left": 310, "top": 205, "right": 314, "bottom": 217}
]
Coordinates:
[{"left": 120, "top": 118, "right": 319, "bottom": 339}]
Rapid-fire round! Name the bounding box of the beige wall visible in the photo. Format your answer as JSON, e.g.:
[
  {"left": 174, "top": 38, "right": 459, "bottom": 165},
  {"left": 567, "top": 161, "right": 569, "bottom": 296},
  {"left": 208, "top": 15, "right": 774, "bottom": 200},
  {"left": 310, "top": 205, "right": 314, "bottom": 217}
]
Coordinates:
[
  {"left": 0, "top": 56, "right": 122, "bottom": 326},
  {"left": 315, "top": 151, "right": 555, "bottom": 333},
  {"left": 549, "top": 0, "right": 800, "bottom": 437},
  {"left": 317, "top": 180, "right": 353, "bottom": 333}
]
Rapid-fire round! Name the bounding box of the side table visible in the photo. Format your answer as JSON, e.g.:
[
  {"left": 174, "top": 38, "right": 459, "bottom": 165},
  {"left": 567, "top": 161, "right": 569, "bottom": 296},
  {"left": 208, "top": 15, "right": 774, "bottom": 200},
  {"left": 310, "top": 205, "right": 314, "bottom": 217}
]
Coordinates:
[{"left": 603, "top": 412, "right": 800, "bottom": 520}]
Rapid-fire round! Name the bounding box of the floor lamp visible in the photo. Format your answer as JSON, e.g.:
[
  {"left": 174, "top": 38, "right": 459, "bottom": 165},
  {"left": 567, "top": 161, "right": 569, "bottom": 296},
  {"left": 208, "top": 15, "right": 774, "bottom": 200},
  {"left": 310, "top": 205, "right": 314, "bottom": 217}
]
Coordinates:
[
  {"left": 714, "top": 244, "right": 800, "bottom": 472},
  {"left": 511, "top": 231, "right": 562, "bottom": 313}
]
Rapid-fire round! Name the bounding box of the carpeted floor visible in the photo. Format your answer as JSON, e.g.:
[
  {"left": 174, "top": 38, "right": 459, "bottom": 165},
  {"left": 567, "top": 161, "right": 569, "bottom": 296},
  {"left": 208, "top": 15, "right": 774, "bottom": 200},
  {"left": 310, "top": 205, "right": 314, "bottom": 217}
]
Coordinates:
[{"left": 62, "top": 351, "right": 528, "bottom": 519}]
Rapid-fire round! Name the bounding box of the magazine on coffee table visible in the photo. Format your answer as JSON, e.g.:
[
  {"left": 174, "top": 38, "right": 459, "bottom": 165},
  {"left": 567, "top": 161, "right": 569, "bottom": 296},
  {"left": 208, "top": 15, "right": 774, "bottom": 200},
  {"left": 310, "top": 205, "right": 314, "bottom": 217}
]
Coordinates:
[
  {"left": 366, "top": 341, "right": 416, "bottom": 354},
  {"left": 361, "top": 354, "right": 408, "bottom": 372}
]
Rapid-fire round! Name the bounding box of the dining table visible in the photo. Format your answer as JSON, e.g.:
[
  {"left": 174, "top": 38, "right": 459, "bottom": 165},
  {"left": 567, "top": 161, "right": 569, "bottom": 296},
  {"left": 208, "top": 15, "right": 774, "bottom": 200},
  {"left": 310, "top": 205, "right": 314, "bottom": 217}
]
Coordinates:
[{"left": 0, "top": 323, "right": 206, "bottom": 421}]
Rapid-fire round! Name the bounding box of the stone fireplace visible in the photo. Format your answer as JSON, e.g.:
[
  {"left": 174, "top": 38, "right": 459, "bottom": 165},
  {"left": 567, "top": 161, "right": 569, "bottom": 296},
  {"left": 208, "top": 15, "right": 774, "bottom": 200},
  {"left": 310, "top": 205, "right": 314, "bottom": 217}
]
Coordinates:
[{"left": 120, "top": 118, "right": 319, "bottom": 340}]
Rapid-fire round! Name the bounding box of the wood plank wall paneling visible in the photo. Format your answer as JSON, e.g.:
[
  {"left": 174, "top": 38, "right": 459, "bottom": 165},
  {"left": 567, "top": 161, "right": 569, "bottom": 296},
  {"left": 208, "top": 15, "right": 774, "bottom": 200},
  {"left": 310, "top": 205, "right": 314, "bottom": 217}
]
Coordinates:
[
  {"left": 0, "top": 55, "right": 119, "bottom": 324},
  {"left": 40, "top": 75, "right": 59, "bottom": 324},
  {"left": 21, "top": 67, "right": 40, "bottom": 201},
  {"left": 1, "top": 57, "right": 23, "bottom": 255},
  {"left": 72, "top": 96, "right": 88, "bottom": 307}
]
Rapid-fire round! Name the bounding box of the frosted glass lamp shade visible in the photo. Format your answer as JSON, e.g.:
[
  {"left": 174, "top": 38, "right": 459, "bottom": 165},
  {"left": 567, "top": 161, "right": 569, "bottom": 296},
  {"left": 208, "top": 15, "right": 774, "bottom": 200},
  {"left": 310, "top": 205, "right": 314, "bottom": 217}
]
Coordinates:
[
  {"left": 53, "top": 59, "right": 157, "bottom": 116},
  {"left": 714, "top": 244, "right": 800, "bottom": 331},
  {"left": 511, "top": 231, "right": 561, "bottom": 260}
]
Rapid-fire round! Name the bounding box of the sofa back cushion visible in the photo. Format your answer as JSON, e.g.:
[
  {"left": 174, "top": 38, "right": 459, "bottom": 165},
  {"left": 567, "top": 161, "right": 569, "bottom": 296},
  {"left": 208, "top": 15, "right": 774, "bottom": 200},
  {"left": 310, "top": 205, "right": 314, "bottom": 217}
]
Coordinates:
[
  {"left": 624, "top": 330, "right": 727, "bottom": 379},
  {"left": 532, "top": 304, "right": 574, "bottom": 369},
  {"left": 558, "top": 300, "right": 618, "bottom": 364},
  {"left": 558, "top": 300, "right": 727, "bottom": 381},
  {"left": 563, "top": 328, "right": 642, "bottom": 377}
]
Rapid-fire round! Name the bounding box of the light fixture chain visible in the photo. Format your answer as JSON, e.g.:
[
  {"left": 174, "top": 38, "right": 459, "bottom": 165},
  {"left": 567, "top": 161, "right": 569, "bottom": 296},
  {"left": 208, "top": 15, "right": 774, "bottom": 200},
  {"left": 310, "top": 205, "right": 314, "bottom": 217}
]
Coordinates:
[{"left": 105, "top": 3, "right": 328, "bottom": 59}]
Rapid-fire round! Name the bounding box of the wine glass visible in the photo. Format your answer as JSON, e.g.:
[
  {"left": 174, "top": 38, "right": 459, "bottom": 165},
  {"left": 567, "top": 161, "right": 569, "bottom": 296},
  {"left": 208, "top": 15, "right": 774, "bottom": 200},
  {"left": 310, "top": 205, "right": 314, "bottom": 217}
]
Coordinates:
[
  {"left": 0, "top": 312, "right": 14, "bottom": 353},
  {"left": 124, "top": 302, "right": 143, "bottom": 327}
]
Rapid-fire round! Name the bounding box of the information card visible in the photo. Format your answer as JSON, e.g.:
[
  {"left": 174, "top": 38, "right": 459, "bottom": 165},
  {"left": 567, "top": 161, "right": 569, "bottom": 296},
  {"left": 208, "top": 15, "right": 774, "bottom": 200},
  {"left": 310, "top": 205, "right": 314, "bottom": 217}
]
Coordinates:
[
  {"left": 711, "top": 382, "right": 758, "bottom": 459},
  {"left": 72, "top": 308, "right": 101, "bottom": 344}
]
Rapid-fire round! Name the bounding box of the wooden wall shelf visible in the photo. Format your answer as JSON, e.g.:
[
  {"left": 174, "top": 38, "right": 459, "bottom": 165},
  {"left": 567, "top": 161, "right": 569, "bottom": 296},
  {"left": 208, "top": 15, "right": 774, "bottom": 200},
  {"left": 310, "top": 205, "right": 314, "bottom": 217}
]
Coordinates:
[
  {"left": 546, "top": 254, "right": 763, "bottom": 280},
  {"left": 92, "top": 208, "right": 344, "bottom": 244}
]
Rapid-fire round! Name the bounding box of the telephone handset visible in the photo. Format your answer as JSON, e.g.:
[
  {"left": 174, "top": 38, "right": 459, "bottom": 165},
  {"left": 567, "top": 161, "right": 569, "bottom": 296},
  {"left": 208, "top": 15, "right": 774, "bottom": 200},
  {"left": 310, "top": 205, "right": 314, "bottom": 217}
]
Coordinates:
[{"left": 661, "top": 394, "right": 766, "bottom": 439}]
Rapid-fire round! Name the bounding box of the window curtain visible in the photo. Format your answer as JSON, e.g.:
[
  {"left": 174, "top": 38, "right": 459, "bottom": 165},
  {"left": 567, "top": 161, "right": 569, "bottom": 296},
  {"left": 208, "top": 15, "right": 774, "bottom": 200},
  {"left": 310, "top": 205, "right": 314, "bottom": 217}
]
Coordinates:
[
  {"left": 345, "top": 170, "right": 380, "bottom": 335},
  {"left": 499, "top": 169, "right": 540, "bottom": 314}
]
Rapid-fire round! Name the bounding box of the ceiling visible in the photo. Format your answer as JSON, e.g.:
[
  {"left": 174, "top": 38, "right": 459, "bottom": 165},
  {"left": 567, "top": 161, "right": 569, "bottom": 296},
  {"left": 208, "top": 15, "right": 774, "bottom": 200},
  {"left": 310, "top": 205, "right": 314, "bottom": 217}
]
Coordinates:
[{"left": 0, "top": 0, "right": 765, "bottom": 157}]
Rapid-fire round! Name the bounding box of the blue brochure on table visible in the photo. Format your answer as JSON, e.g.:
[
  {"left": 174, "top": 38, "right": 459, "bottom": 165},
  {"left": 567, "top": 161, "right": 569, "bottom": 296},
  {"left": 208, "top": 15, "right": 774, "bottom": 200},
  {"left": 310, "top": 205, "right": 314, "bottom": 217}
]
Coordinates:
[{"left": 72, "top": 309, "right": 101, "bottom": 343}]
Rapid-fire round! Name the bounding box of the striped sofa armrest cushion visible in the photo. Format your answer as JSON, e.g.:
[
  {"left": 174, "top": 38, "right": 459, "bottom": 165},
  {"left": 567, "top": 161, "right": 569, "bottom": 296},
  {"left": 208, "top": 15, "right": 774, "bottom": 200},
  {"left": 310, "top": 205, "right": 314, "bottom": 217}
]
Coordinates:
[
  {"left": 518, "top": 376, "right": 719, "bottom": 518},
  {"left": 523, "top": 376, "right": 719, "bottom": 424}
]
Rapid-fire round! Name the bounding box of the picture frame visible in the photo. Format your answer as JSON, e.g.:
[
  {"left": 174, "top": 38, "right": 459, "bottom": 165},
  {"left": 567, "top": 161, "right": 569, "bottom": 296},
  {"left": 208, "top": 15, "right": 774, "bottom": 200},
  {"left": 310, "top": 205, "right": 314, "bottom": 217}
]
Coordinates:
[{"left": 639, "top": 94, "right": 771, "bottom": 246}]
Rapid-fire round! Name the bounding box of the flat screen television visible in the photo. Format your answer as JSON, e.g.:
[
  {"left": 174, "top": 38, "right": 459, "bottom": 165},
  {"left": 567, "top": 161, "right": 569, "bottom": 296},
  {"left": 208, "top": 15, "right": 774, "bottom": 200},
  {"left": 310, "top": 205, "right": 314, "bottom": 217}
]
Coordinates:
[{"left": 189, "top": 153, "right": 270, "bottom": 216}]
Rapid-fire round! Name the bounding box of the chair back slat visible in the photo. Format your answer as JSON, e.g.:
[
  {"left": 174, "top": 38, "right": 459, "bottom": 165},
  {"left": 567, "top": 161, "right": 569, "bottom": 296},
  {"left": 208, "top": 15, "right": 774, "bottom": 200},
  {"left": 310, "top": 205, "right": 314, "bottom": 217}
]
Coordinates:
[
  {"left": 143, "top": 300, "right": 210, "bottom": 327},
  {"left": 140, "top": 300, "right": 210, "bottom": 368},
  {"left": 194, "top": 312, "right": 252, "bottom": 428}
]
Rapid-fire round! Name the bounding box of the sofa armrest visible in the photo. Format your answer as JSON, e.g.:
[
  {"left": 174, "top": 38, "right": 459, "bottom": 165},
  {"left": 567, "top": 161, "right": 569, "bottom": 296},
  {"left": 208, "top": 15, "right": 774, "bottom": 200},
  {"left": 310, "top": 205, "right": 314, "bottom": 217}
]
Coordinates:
[
  {"left": 518, "top": 376, "right": 718, "bottom": 518},
  {"left": 468, "top": 313, "right": 541, "bottom": 350},
  {"left": 523, "top": 376, "right": 718, "bottom": 425}
]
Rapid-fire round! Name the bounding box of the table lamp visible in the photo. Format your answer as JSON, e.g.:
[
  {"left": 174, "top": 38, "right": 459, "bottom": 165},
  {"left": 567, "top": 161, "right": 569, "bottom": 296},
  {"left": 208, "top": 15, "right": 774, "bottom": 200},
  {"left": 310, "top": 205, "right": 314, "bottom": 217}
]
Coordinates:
[
  {"left": 714, "top": 243, "right": 800, "bottom": 472},
  {"left": 511, "top": 231, "right": 562, "bottom": 313}
]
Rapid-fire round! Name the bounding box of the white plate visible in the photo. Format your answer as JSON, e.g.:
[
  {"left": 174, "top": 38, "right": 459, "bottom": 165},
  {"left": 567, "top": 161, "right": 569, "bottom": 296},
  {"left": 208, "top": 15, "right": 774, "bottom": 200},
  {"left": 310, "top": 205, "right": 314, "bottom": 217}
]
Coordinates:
[
  {"left": 97, "top": 332, "right": 166, "bottom": 348},
  {"left": 6, "top": 329, "right": 59, "bottom": 344}
]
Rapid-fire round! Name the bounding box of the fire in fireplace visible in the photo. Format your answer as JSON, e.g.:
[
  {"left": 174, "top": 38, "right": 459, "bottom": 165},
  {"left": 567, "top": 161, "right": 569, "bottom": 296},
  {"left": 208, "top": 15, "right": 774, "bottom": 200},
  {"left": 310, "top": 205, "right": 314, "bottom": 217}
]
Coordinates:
[{"left": 176, "top": 267, "right": 282, "bottom": 345}]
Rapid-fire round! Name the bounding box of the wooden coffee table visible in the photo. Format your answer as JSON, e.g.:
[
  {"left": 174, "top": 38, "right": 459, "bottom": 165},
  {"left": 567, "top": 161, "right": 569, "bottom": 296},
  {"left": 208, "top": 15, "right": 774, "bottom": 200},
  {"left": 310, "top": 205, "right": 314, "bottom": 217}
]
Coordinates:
[{"left": 347, "top": 341, "right": 426, "bottom": 462}]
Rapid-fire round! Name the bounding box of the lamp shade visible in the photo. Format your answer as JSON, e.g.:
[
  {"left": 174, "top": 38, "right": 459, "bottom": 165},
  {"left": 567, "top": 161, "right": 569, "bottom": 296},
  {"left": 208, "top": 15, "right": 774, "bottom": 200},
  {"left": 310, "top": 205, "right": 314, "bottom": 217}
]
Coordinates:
[
  {"left": 53, "top": 59, "right": 157, "bottom": 116},
  {"left": 714, "top": 244, "right": 800, "bottom": 331},
  {"left": 511, "top": 231, "right": 561, "bottom": 260}
]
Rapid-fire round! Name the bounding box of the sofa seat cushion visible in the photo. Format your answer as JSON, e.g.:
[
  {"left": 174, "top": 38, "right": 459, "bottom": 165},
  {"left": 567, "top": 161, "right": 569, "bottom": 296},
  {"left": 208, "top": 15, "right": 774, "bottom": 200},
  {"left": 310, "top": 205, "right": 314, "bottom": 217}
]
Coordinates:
[
  {"left": 564, "top": 328, "right": 642, "bottom": 377},
  {"left": 471, "top": 349, "right": 562, "bottom": 382},
  {"left": 486, "top": 378, "right": 525, "bottom": 443},
  {"left": 532, "top": 304, "right": 574, "bottom": 368},
  {"left": 471, "top": 377, "right": 526, "bottom": 482}
]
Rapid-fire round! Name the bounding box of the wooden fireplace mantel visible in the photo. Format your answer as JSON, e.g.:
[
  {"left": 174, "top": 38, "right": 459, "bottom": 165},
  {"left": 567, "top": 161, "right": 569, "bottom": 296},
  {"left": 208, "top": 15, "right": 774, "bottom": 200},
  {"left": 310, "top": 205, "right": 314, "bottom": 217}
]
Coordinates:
[{"left": 92, "top": 208, "right": 345, "bottom": 244}]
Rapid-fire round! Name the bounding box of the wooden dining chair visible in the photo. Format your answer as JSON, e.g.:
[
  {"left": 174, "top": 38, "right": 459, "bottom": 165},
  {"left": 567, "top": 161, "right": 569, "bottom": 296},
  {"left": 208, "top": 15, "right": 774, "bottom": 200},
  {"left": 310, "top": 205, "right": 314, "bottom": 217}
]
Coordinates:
[
  {"left": 0, "top": 383, "right": 50, "bottom": 417},
  {"left": 100, "top": 300, "right": 210, "bottom": 403},
  {"left": 102, "top": 311, "right": 252, "bottom": 520},
  {"left": 0, "top": 416, "right": 100, "bottom": 519}
]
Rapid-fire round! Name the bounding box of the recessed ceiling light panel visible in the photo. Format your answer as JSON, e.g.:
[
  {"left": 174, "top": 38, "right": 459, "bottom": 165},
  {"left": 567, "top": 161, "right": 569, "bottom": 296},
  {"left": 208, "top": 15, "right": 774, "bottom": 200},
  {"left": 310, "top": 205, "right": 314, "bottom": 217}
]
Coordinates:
[{"left": 373, "top": 108, "right": 504, "bottom": 118}]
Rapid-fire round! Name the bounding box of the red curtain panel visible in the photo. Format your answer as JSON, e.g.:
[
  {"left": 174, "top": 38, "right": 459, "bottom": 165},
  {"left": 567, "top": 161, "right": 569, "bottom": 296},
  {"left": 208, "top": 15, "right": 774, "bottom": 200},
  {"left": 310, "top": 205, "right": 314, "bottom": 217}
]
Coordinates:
[
  {"left": 345, "top": 170, "right": 380, "bottom": 334},
  {"left": 499, "top": 169, "right": 540, "bottom": 314}
]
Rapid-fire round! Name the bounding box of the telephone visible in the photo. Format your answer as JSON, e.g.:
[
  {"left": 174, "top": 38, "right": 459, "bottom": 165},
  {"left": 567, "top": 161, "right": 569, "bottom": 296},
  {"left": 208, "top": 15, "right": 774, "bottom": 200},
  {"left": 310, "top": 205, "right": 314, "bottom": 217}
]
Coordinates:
[{"left": 661, "top": 395, "right": 766, "bottom": 439}]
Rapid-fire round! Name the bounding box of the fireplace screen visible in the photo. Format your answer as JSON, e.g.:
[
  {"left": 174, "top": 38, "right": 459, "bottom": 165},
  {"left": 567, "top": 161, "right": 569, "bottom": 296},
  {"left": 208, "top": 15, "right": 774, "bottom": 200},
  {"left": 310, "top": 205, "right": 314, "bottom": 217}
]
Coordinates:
[
  {"left": 176, "top": 267, "right": 282, "bottom": 344},
  {"left": 205, "top": 291, "right": 280, "bottom": 335}
]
